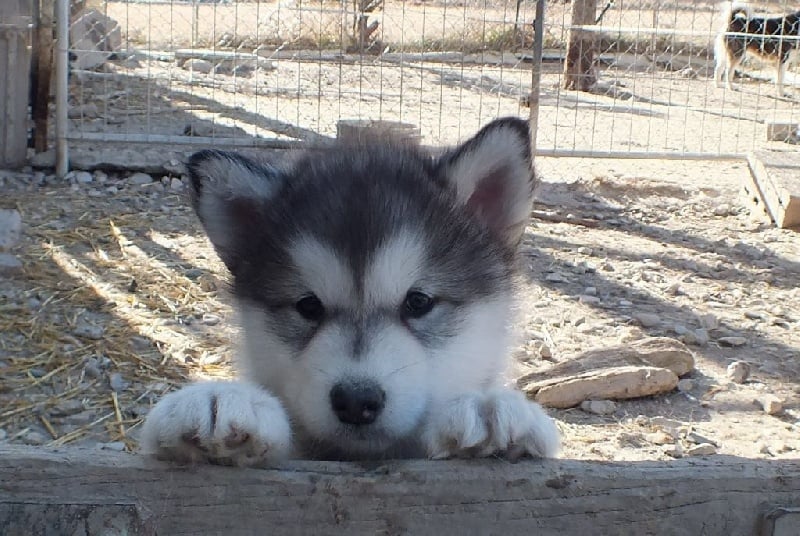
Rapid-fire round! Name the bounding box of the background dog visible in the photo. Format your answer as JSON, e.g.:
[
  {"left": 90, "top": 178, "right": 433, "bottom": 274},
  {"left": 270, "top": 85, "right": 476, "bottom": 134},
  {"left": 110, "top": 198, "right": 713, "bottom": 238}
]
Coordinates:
[
  {"left": 140, "top": 118, "right": 560, "bottom": 466},
  {"left": 714, "top": 2, "right": 800, "bottom": 96}
]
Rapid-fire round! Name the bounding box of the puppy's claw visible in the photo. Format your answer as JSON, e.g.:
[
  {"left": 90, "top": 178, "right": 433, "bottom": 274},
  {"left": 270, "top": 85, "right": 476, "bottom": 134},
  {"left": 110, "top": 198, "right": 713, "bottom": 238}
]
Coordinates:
[
  {"left": 425, "top": 389, "right": 560, "bottom": 460},
  {"left": 141, "top": 381, "right": 292, "bottom": 467}
]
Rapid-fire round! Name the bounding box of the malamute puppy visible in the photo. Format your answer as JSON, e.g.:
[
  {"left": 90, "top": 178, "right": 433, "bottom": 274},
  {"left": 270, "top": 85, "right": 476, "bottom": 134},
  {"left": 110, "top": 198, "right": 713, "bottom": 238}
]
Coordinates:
[{"left": 141, "top": 118, "right": 560, "bottom": 465}]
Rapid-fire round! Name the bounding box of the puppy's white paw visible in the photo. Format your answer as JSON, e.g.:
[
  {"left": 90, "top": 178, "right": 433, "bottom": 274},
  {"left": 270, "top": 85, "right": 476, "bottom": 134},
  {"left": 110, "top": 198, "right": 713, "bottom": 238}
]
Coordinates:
[
  {"left": 140, "top": 381, "right": 292, "bottom": 467},
  {"left": 424, "top": 388, "right": 559, "bottom": 460}
]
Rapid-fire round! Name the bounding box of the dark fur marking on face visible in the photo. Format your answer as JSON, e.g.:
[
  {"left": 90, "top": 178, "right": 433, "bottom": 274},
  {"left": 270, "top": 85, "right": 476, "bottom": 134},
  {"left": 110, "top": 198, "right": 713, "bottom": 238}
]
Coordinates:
[{"left": 187, "top": 118, "right": 533, "bottom": 356}]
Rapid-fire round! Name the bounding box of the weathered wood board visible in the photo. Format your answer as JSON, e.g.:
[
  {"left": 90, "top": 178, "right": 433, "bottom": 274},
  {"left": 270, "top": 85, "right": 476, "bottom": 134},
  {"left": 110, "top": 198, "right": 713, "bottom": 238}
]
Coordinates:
[
  {"left": 0, "top": 446, "right": 799, "bottom": 535},
  {"left": 745, "top": 151, "right": 800, "bottom": 229}
]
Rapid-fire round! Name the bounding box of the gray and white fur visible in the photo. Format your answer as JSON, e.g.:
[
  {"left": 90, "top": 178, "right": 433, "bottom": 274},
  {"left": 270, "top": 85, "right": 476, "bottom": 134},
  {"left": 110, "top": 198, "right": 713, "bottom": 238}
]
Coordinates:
[{"left": 140, "top": 118, "right": 560, "bottom": 465}]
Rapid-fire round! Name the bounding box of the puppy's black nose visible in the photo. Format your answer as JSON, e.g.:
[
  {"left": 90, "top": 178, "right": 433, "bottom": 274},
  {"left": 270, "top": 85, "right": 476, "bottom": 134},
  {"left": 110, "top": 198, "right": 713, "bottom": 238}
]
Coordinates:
[{"left": 329, "top": 380, "right": 386, "bottom": 426}]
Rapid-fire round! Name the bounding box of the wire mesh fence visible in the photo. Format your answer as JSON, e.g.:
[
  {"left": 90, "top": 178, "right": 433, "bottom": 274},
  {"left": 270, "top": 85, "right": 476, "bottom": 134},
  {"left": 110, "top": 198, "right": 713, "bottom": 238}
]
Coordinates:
[
  {"left": 536, "top": 0, "right": 800, "bottom": 158},
  {"left": 59, "top": 0, "right": 800, "bottom": 156},
  {"left": 63, "top": 0, "right": 537, "bottom": 148}
]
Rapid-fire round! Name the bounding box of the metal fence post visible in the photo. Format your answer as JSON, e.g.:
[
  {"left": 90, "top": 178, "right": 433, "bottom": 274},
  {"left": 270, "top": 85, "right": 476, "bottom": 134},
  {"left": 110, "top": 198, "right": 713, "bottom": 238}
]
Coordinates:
[
  {"left": 55, "top": 0, "right": 69, "bottom": 178},
  {"left": 529, "top": 0, "right": 545, "bottom": 160}
]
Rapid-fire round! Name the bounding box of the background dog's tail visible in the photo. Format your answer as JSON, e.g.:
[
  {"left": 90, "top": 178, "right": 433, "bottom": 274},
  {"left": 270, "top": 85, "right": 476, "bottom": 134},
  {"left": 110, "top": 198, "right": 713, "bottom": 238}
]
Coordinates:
[{"left": 722, "top": 1, "right": 751, "bottom": 24}]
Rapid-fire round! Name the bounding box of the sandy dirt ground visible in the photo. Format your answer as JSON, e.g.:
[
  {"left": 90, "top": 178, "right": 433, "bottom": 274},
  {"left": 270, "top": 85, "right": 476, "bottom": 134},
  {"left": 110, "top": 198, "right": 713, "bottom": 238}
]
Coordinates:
[
  {"left": 1, "top": 150, "right": 798, "bottom": 461},
  {"left": 1, "top": 0, "right": 797, "bottom": 460}
]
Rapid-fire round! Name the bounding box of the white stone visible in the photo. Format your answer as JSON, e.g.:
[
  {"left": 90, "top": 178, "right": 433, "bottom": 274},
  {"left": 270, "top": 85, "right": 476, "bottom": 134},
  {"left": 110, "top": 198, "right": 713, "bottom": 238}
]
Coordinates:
[
  {"left": 0, "top": 253, "right": 23, "bottom": 276},
  {"left": 0, "top": 209, "right": 22, "bottom": 251},
  {"left": 726, "top": 361, "right": 750, "bottom": 383},
  {"left": 129, "top": 172, "right": 153, "bottom": 185},
  {"left": 634, "top": 312, "right": 661, "bottom": 328},
  {"left": 686, "top": 443, "right": 717, "bottom": 457},
  {"left": 580, "top": 399, "right": 617, "bottom": 415},
  {"left": 183, "top": 58, "right": 213, "bottom": 74}
]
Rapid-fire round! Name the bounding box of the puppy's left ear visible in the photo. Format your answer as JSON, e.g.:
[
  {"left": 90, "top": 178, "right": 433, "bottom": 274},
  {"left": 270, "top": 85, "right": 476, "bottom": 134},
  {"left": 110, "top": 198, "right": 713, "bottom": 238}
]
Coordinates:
[{"left": 436, "top": 117, "right": 534, "bottom": 248}]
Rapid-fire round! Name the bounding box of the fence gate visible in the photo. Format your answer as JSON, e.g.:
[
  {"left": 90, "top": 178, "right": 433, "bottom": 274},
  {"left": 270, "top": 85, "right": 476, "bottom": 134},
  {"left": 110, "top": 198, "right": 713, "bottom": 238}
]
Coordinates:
[{"left": 55, "top": 0, "right": 800, "bottom": 162}]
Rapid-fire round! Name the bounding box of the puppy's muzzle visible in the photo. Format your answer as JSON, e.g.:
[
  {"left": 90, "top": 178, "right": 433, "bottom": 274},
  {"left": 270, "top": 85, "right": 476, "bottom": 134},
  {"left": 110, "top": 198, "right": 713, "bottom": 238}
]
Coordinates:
[{"left": 329, "top": 379, "right": 386, "bottom": 425}]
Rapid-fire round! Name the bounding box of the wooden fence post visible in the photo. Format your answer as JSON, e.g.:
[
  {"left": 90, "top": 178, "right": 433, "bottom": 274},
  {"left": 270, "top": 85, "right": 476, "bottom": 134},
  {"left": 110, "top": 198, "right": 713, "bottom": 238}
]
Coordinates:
[
  {"left": 0, "top": 0, "right": 33, "bottom": 168},
  {"left": 562, "top": 0, "right": 597, "bottom": 91}
]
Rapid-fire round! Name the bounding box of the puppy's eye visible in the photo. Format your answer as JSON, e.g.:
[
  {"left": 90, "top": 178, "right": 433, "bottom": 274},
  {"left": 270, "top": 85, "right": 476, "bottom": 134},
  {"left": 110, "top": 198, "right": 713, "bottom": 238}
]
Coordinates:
[
  {"left": 296, "top": 294, "right": 325, "bottom": 321},
  {"left": 404, "top": 291, "right": 435, "bottom": 318}
]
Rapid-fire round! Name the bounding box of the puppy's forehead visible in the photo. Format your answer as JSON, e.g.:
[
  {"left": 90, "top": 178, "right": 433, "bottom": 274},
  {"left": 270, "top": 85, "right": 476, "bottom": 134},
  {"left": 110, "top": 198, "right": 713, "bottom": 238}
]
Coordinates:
[
  {"left": 287, "top": 229, "right": 427, "bottom": 307},
  {"left": 288, "top": 237, "right": 355, "bottom": 306},
  {"left": 364, "top": 230, "right": 426, "bottom": 307}
]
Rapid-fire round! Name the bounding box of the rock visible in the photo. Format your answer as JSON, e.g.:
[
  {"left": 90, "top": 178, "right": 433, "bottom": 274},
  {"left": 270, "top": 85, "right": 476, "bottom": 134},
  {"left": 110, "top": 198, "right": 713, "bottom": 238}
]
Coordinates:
[
  {"left": 580, "top": 399, "right": 617, "bottom": 415},
  {"left": 0, "top": 429, "right": 6, "bottom": 441},
  {"left": 0, "top": 209, "right": 22, "bottom": 250},
  {"left": 201, "top": 313, "right": 221, "bottom": 326},
  {"left": 693, "top": 328, "right": 710, "bottom": 346},
  {"left": 686, "top": 443, "right": 717, "bottom": 457},
  {"left": 97, "top": 441, "right": 126, "bottom": 451},
  {"left": 519, "top": 337, "right": 695, "bottom": 391},
  {"left": 649, "top": 416, "right": 684, "bottom": 432},
  {"left": 744, "top": 309, "right": 767, "bottom": 320},
  {"left": 545, "top": 272, "right": 566, "bottom": 283},
  {"left": 644, "top": 431, "right": 674, "bottom": 445},
  {"left": 74, "top": 171, "right": 93, "bottom": 184},
  {"left": 170, "top": 177, "right": 184, "bottom": 190},
  {"left": 718, "top": 336, "right": 747, "bottom": 347},
  {"left": 633, "top": 312, "right": 661, "bottom": 328},
  {"left": 539, "top": 344, "right": 553, "bottom": 360},
  {"left": 698, "top": 313, "right": 718, "bottom": 330},
  {"left": 0, "top": 254, "right": 23, "bottom": 276},
  {"left": 129, "top": 172, "right": 153, "bottom": 185},
  {"left": 672, "top": 324, "right": 690, "bottom": 336},
  {"left": 93, "top": 170, "right": 108, "bottom": 183},
  {"left": 50, "top": 399, "right": 85, "bottom": 417},
  {"left": 578, "top": 295, "right": 600, "bottom": 305},
  {"left": 726, "top": 361, "right": 751, "bottom": 383},
  {"left": 23, "top": 431, "right": 46, "bottom": 445},
  {"left": 663, "top": 443, "right": 683, "bottom": 458},
  {"left": 163, "top": 159, "right": 186, "bottom": 175},
  {"left": 583, "top": 286, "right": 597, "bottom": 296},
  {"left": 29, "top": 368, "right": 46, "bottom": 378},
  {"left": 109, "top": 372, "right": 129, "bottom": 392},
  {"left": 529, "top": 366, "right": 679, "bottom": 409},
  {"left": 755, "top": 394, "right": 783, "bottom": 415},
  {"left": 618, "top": 299, "right": 632, "bottom": 307},
  {"left": 183, "top": 58, "right": 213, "bottom": 74},
  {"left": 105, "top": 186, "right": 119, "bottom": 195},
  {"left": 677, "top": 379, "right": 695, "bottom": 392},
  {"left": 686, "top": 432, "right": 717, "bottom": 446},
  {"left": 713, "top": 204, "right": 731, "bottom": 217},
  {"left": 83, "top": 357, "right": 103, "bottom": 378},
  {"left": 73, "top": 321, "right": 105, "bottom": 340}
]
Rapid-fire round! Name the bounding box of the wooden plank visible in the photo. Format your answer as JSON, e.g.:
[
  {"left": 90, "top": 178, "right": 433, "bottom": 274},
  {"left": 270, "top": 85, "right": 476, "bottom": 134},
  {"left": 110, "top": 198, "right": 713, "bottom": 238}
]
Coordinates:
[
  {"left": 766, "top": 122, "right": 800, "bottom": 143},
  {"left": 746, "top": 152, "right": 800, "bottom": 229},
  {"left": 32, "top": 0, "right": 55, "bottom": 153},
  {"left": 1, "top": 445, "right": 799, "bottom": 535}
]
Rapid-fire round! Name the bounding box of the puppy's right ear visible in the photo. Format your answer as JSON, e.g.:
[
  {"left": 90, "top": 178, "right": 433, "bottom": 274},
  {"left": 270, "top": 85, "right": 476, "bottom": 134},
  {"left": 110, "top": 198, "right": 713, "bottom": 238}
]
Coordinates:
[{"left": 186, "top": 150, "right": 284, "bottom": 272}]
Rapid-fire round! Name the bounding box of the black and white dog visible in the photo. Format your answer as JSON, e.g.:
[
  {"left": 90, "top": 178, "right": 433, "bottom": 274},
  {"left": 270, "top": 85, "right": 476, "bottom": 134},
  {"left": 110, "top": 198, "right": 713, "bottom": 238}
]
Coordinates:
[
  {"left": 140, "top": 118, "right": 560, "bottom": 466},
  {"left": 714, "top": 2, "right": 800, "bottom": 96}
]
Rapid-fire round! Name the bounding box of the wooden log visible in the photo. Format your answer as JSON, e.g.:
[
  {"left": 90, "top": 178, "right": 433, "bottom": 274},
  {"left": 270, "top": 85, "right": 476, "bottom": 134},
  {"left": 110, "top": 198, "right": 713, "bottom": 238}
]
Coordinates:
[
  {"left": 1, "top": 445, "right": 799, "bottom": 535},
  {"left": 337, "top": 119, "right": 421, "bottom": 146}
]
